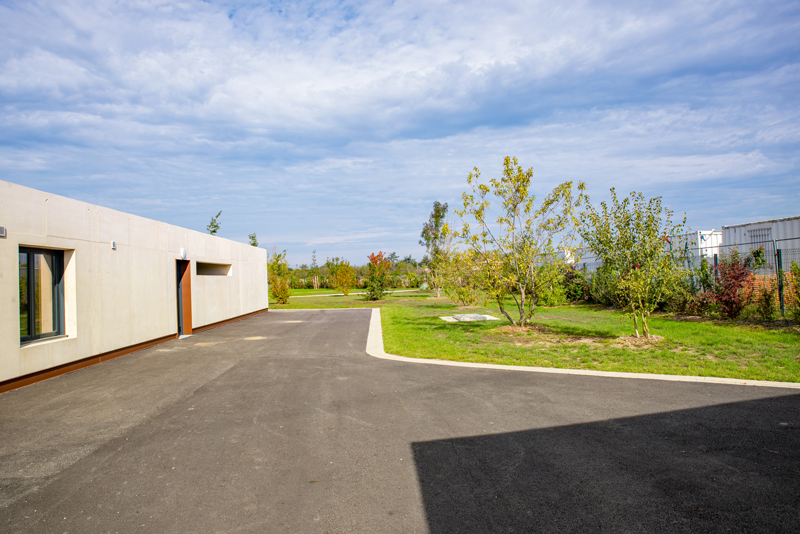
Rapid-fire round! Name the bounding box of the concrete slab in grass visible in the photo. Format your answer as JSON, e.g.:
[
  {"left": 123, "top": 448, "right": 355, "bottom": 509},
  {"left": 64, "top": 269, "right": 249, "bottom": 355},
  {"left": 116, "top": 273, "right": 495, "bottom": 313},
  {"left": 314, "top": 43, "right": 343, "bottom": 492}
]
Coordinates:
[{"left": 440, "top": 314, "right": 500, "bottom": 322}]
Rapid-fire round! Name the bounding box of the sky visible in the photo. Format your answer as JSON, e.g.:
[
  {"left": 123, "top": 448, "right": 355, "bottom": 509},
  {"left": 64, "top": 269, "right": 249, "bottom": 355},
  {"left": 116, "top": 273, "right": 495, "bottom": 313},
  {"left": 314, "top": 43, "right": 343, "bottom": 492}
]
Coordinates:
[{"left": 1, "top": 0, "right": 799, "bottom": 266}]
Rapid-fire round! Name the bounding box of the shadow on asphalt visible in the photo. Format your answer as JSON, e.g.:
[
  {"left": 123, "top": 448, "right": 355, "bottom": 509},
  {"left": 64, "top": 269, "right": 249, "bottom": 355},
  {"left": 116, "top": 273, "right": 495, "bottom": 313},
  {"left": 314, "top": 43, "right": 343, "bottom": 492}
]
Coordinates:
[{"left": 412, "top": 394, "right": 800, "bottom": 534}]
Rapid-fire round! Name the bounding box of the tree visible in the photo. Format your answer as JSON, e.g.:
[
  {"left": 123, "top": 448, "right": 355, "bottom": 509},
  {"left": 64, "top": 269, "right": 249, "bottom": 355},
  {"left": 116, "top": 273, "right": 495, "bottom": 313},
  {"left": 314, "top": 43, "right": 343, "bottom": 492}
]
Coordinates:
[
  {"left": 207, "top": 211, "right": 222, "bottom": 235},
  {"left": 579, "top": 188, "right": 686, "bottom": 338},
  {"left": 309, "top": 250, "right": 321, "bottom": 289},
  {"left": 401, "top": 254, "right": 417, "bottom": 267},
  {"left": 455, "top": 157, "right": 586, "bottom": 325},
  {"left": 268, "top": 248, "right": 291, "bottom": 304},
  {"left": 364, "top": 252, "right": 391, "bottom": 301},
  {"left": 324, "top": 257, "right": 356, "bottom": 295},
  {"left": 437, "top": 249, "right": 484, "bottom": 306},
  {"left": 248, "top": 233, "right": 258, "bottom": 247},
  {"left": 331, "top": 259, "right": 357, "bottom": 296},
  {"left": 419, "top": 201, "right": 449, "bottom": 297}
]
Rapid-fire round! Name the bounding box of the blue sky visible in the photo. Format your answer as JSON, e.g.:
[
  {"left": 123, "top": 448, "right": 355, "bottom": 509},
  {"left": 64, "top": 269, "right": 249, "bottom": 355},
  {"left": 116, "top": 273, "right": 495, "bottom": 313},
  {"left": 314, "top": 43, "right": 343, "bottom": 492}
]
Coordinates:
[{"left": 1, "top": 0, "right": 798, "bottom": 266}]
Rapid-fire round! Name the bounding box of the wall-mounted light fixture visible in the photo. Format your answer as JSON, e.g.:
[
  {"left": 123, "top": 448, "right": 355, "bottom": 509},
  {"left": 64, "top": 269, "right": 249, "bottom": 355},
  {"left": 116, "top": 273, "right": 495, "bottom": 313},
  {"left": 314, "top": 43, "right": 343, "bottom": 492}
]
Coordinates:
[
  {"left": 0, "top": 226, "right": 6, "bottom": 238},
  {"left": 111, "top": 240, "right": 117, "bottom": 250},
  {"left": 180, "top": 248, "right": 187, "bottom": 260}
]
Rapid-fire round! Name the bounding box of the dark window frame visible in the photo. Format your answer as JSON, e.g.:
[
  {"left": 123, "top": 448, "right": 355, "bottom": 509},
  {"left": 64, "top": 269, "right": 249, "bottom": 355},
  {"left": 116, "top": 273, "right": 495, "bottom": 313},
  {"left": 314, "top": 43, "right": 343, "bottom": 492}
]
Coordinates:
[{"left": 19, "top": 247, "right": 65, "bottom": 345}]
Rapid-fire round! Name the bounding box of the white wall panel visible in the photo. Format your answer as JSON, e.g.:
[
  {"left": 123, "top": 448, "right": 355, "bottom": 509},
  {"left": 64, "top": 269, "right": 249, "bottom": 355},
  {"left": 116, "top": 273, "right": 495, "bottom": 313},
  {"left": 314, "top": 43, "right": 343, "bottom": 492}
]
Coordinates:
[{"left": 0, "top": 180, "right": 269, "bottom": 383}]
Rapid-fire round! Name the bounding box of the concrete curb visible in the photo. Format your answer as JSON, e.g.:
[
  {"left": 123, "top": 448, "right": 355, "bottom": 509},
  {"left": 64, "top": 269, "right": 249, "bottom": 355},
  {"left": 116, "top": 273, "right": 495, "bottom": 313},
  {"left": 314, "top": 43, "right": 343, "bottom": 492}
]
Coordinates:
[{"left": 366, "top": 308, "right": 800, "bottom": 390}]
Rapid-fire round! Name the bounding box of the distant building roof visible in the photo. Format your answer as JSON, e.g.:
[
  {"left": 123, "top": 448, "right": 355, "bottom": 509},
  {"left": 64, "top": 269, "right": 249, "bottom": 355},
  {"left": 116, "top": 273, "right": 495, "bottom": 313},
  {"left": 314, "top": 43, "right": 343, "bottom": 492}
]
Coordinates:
[{"left": 722, "top": 215, "right": 800, "bottom": 230}]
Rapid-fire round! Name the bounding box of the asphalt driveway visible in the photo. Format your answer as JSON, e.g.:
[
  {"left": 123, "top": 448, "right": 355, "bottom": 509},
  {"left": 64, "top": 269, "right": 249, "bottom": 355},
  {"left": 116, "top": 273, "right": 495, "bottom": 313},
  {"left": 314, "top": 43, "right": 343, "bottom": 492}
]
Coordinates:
[{"left": 1, "top": 308, "right": 798, "bottom": 533}]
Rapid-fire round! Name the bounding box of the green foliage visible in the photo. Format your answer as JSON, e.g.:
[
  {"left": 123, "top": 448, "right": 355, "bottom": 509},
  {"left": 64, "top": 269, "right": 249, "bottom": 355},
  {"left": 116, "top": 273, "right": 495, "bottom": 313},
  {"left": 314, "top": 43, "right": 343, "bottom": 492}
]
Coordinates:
[
  {"left": 686, "top": 291, "right": 717, "bottom": 316},
  {"left": 755, "top": 278, "right": 778, "bottom": 322},
  {"left": 438, "top": 250, "right": 484, "bottom": 306},
  {"left": 455, "top": 156, "right": 586, "bottom": 325},
  {"left": 789, "top": 262, "right": 800, "bottom": 319},
  {"left": 696, "top": 258, "right": 716, "bottom": 293},
  {"left": 401, "top": 255, "right": 418, "bottom": 267},
  {"left": 563, "top": 266, "right": 589, "bottom": 302},
  {"left": 750, "top": 247, "right": 767, "bottom": 270},
  {"left": 248, "top": 233, "right": 258, "bottom": 247},
  {"left": 309, "top": 250, "right": 320, "bottom": 278},
  {"left": 364, "top": 252, "right": 390, "bottom": 301},
  {"left": 420, "top": 201, "right": 449, "bottom": 297},
  {"left": 207, "top": 210, "right": 222, "bottom": 235},
  {"left": 537, "top": 272, "right": 568, "bottom": 307},
  {"left": 270, "top": 276, "right": 291, "bottom": 305},
  {"left": 589, "top": 265, "right": 626, "bottom": 308},
  {"left": 665, "top": 258, "right": 718, "bottom": 316},
  {"left": 268, "top": 249, "right": 291, "bottom": 304},
  {"left": 331, "top": 259, "right": 356, "bottom": 296},
  {"left": 579, "top": 188, "right": 687, "bottom": 338}
]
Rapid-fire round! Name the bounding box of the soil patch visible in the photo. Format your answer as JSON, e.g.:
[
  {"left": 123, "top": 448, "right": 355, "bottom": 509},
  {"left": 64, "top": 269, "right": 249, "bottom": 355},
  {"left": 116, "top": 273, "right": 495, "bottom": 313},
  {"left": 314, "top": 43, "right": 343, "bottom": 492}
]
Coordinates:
[{"left": 613, "top": 335, "right": 665, "bottom": 347}]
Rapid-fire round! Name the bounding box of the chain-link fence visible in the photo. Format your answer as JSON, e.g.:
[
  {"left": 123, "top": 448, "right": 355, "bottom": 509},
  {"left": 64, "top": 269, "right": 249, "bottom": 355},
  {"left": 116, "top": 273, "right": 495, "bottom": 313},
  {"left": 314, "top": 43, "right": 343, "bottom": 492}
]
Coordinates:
[{"left": 702, "top": 237, "right": 800, "bottom": 317}]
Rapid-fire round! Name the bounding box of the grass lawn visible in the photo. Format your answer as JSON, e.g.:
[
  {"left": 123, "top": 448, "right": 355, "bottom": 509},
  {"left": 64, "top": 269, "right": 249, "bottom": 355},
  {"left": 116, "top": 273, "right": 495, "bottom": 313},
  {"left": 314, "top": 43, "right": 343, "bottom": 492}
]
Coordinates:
[
  {"left": 288, "top": 287, "right": 421, "bottom": 297},
  {"left": 269, "top": 290, "right": 800, "bottom": 383}
]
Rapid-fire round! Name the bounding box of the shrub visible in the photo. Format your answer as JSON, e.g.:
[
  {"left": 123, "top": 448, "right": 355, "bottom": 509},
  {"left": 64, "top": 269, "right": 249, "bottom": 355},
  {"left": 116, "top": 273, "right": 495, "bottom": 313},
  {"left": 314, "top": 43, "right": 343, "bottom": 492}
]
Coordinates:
[
  {"left": 787, "top": 261, "right": 800, "bottom": 320},
  {"left": 537, "top": 268, "right": 568, "bottom": 307},
  {"left": 712, "top": 250, "right": 754, "bottom": 319},
  {"left": 687, "top": 292, "right": 717, "bottom": 316},
  {"left": 364, "top": 252, "right": 391, "bottom": 301},
  {"left": 268, "top": 249, "right": 291, "bottom": 304},
  {"left": 270, "top": 276, "right": 291, "bottom": 304},
  {"left": 563, "top": 266, "right": 589, "bottom": 302},
  {"left": 589, "top": 266, "right": 625, "bottom": 308},
  {"left": 407, "top": 273, "right": 420, "bottom": 288},
  {"left": 754, "top": 278, "right": 778, "bottom": 322}
]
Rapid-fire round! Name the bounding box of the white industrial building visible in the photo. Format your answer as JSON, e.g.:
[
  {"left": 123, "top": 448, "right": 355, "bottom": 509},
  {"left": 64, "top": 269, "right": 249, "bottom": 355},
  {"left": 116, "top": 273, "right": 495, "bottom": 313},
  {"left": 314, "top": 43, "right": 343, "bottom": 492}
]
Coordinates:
[
  {"left": 1, "top": 180, "right": 269, "bottom": 393},
  {"left": 722, "top": 216, "right": 800, "bottom": 246}
]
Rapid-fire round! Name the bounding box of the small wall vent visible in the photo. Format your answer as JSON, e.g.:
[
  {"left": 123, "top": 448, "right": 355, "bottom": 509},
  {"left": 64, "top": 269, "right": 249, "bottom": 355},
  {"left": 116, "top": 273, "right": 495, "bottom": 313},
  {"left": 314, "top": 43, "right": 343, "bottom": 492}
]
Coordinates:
[{"left": 0, "top": 226, "right": 6, "bottom": 238}]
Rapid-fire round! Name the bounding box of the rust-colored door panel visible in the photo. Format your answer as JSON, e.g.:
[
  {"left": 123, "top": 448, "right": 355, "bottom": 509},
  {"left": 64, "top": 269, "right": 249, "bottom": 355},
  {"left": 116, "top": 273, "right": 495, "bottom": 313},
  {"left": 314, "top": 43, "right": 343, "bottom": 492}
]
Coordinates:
[{"left": 176, "top": 260, "right": 192, "bottom": 335}]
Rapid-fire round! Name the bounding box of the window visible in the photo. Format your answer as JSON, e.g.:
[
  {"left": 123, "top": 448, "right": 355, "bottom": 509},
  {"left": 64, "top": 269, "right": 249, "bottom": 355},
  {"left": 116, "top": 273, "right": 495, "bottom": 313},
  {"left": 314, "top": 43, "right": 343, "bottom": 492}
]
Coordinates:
[
  {"left": 748, "top": 227, "right": 773, "bottom": 268},
  {"left": 196, "top": 262, "right": 232, "bottom": 276},
  {"left": 19, "top": 247, "right": 64, "bottom": 344}
]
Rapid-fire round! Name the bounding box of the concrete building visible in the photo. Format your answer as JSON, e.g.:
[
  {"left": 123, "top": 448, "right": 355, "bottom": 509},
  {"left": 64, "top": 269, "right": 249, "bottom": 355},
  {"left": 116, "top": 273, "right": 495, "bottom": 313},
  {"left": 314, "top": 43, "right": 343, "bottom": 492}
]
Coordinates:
[{"left": 1, "top": 180, "right": 269, "bottom": 393}]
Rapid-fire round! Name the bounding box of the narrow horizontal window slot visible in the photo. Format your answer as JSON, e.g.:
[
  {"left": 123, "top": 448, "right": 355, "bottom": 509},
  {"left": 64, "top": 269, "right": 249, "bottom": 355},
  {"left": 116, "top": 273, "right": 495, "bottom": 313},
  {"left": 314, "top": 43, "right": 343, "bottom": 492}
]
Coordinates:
[{"left": 196, "top": 262, "right": 232, "bottom": 276}]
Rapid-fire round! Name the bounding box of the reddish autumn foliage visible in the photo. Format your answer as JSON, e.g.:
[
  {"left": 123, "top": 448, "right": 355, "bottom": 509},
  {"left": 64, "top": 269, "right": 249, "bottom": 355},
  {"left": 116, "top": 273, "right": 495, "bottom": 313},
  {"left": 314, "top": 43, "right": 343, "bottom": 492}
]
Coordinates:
[
  {"left": 367, "top": 251, "right": 390, "bottom": 274},
  {"left": 711, "top": 250, "right": 754, "bottom": 319},
  {"left": 365, "top": 251, "right": 391, "bottom": 300}
]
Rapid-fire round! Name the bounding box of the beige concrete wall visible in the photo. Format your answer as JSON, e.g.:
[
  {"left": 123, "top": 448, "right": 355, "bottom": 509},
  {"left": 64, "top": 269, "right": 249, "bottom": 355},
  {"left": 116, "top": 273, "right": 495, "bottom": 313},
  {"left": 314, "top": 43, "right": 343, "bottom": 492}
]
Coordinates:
[{"left": 0, "top": 180, "right": 269, "bottom": 383}]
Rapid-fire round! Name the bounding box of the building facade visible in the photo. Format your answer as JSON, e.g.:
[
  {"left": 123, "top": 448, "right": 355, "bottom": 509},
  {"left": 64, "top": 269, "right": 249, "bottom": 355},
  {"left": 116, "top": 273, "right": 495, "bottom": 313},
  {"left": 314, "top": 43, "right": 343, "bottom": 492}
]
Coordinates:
[{"left": 1, "top": 180, "right": 269, "bottom": 392}]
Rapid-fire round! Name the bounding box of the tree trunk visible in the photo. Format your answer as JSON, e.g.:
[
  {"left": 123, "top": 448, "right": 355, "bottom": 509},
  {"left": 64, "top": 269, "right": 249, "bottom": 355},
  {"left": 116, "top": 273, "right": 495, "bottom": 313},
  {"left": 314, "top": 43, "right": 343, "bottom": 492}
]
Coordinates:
[
  {"left": 633, "top": 314, "right": 640, "bottom": 338},
  {"left": 497, "top": 299, "right": 516, "bottom": 325}
]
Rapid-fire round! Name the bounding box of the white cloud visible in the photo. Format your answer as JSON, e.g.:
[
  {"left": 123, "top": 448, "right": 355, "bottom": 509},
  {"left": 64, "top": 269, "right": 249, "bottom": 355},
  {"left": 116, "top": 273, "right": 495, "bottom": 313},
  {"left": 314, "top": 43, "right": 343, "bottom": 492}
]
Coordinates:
[{"left": 0, "top": 0, "right": 798, "bottom": 264}]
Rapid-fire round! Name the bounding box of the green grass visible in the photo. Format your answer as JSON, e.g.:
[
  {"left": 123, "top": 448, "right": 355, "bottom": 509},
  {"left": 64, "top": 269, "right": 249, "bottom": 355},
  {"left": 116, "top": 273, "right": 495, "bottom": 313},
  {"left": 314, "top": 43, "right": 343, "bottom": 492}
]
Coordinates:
[
  {"left": 270, "top": 288, "right": 428, "bottom": 308},
  {"left": 271, "top": 290, "right": 800, "bottom": 383},
  {"left": 282, "top": 287, "right": 424, "bottom": 307},
  {"left": 289, "top": 288, "right": 352, "bottom": 296}
]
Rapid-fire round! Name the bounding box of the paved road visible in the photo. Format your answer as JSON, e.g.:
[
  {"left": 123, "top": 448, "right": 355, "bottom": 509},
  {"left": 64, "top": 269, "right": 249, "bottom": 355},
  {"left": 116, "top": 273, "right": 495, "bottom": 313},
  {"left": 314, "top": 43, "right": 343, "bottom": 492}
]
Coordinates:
[{"left": 1, "top": 309, "right": 798, "bottom": 533}]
